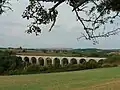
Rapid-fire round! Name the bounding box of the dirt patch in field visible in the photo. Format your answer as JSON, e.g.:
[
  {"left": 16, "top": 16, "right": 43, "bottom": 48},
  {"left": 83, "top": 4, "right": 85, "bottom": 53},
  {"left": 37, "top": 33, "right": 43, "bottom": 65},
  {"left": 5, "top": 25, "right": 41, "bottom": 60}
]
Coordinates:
[{"left": 70, "top": 78, "right": 120, "bottom": 90}]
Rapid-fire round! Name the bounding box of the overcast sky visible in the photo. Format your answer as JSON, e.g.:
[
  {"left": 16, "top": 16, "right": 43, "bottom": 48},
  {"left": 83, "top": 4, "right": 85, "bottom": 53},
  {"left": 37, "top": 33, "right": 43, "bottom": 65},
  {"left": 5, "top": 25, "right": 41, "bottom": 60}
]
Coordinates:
[{"left": 0, "top": 0, "right": 120, "bottom": 49}]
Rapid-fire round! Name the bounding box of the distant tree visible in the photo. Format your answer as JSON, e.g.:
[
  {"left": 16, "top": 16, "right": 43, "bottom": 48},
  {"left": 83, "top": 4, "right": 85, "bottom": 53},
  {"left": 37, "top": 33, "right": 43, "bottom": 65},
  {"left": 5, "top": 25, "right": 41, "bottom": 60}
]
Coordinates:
[
  {"left": 41, "top": 49, "right": 47, "bottom": 53},
  {"left": 55, "top": 50, "right": 60, "bottom": 53},
  {"left": 19, "top": 46, "right": 22, "bottom": 50},
  {"left": 88, "top": 52, "right": 100, "bottom": 57},
  {"left": 22, "top": 49, "right": 26, "bottom": 52}
]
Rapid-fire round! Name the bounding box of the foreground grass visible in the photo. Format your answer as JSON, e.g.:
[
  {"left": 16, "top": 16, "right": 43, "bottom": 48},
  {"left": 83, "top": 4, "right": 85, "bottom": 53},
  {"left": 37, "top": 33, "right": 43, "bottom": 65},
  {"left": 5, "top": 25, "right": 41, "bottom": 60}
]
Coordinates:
[
  {"left": 1, "top": 67, "right": 120, "bottom": 90},
  {"left": 81, "top": 79, "right": 120, "bottom": 90}
]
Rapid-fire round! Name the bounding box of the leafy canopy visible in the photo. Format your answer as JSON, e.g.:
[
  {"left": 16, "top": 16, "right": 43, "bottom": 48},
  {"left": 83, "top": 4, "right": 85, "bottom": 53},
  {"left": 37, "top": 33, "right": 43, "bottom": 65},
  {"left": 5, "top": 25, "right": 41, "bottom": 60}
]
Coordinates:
[{"left": 1, "top": 0, "right": 120, "bottom": 43}]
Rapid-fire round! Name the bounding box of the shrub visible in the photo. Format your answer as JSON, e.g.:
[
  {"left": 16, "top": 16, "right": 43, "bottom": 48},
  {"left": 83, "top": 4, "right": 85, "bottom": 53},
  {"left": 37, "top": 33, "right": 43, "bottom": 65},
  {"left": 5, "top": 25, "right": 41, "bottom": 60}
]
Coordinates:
[
  {"left": 0, "top": 66, "right": 4, "bottom": 74},
  {"left": 102, "top": 63, "right": 118, "bottom": 68},
  {"left": 112, "top": 64, "right": 118, "bottom": 67},
  {"left": 105, "top": 55, "right": 120, "bottom": 64},
  {"left": 86, "top": 59, "right": 98, "bottom": 69},
  {"left": 102, "top": 64, "right": 112, "bottom": 68},
  {"left": 79, "top": 64, "right": 87, "bottom": 70},
  {"left": 26, "top": 65, "right": 40, "bottom": 73},
  {"left": 66, "top": 64, "right": 80, "bottom": 71},
  {"left": 39, "top": 66, "right": 48, "bottom": 72}
]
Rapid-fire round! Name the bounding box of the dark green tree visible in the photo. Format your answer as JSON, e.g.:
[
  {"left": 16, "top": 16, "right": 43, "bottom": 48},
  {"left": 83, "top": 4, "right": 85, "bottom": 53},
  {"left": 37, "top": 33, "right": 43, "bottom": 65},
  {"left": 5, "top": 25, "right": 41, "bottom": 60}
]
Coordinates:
[{"left": 0, "top": 0, "right": 12, "bottom": 14}]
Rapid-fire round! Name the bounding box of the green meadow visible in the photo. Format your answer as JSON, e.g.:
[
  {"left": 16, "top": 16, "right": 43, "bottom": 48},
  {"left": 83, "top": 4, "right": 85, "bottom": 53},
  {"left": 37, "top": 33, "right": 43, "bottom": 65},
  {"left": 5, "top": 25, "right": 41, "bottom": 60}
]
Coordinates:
[{"left": 0, "top": 67, "right": 120, "bottom": 90}]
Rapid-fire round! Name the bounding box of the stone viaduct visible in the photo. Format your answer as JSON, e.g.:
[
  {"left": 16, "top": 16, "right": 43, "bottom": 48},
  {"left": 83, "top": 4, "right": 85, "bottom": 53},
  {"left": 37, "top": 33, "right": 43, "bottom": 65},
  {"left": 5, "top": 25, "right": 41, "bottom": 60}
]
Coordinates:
[{"left": 16, "top": 55, "right": 106, "bottom": 66}]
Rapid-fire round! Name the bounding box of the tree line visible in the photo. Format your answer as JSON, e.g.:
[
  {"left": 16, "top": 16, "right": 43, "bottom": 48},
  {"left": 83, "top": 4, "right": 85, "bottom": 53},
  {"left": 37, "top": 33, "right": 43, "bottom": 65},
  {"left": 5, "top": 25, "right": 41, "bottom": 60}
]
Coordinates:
[{"left": 0, "top": 50, "right": 118, "bottom": 75}]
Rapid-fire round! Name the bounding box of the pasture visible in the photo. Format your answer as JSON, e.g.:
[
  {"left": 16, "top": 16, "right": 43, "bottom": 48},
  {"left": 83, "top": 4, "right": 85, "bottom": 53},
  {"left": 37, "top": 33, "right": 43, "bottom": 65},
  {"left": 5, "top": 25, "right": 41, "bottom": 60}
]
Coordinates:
[{"left": 0, "top": 67, "right": 120, "bottom": 90}]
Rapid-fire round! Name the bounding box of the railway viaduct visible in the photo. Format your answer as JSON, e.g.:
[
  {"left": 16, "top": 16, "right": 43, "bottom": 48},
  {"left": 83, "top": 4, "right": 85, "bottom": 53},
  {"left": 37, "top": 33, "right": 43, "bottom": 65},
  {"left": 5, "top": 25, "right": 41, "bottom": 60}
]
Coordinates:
[{"left": 16, "top": 55, "right": 106, "bottom": 66}]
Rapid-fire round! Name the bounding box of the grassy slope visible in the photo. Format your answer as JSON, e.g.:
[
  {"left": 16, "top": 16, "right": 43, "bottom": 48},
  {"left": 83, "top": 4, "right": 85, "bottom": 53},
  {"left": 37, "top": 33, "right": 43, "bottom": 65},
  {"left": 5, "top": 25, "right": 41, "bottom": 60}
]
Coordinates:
[
  {"left": 81, "top": 79, "right": 120, "bottom": 90},
  {"left": 0, "top": 67, "right": 120, "bottom": 90}
]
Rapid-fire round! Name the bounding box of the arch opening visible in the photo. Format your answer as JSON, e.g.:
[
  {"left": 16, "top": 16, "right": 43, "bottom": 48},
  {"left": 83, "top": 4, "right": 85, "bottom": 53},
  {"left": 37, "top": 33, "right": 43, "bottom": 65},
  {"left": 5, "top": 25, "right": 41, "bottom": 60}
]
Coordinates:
[
  {"left": 79, "top": 59, "right": 86, "bottom": 64},
  {"left": 70, "top": 58, "right": 77, "bottom": 64},
  {"left": 31, "top": 57, "right": 37, "bottom": 64},
  {"left": 24, "top": 57, "right": 29, "bottom": 63},
  {"left": 53, "top": 58, "right": 60, "bottom": 67},
  {"left": 62, "top": 58, "right": 68, "bottom": 66},
  {"left": 98, "top": 59, "right": 105, "bottom": 65},
  {"left": 46, "top": 58, "right": 52, "bottom": 66},
  {"left": 38, "top": 57, "right": 44, "bottom": 66},
  {"left": 87, "top": 59, "right": 98, "bottom": 69},
  {"left": 88, "top": 59, "right": 97, "bottom": 63}
]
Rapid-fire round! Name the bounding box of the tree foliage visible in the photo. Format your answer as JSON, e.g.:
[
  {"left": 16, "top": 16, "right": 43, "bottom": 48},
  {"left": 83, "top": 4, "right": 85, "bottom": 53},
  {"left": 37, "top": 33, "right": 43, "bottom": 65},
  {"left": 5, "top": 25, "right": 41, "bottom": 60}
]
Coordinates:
[
  {"left": 0, "top": 0, "right": 12, "bottom": 14},
  {"left": 1, "top": 0, "right": 120, "bottom": 43},
  {"left": 0, "top": 51, "right": 24, "bottom": 74}
]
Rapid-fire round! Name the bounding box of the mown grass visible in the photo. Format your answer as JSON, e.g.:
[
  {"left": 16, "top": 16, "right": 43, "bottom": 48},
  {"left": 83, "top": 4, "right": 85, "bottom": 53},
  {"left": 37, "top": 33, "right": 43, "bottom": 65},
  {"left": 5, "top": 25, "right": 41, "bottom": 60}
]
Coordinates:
[
  {"left": 0, "top": 67, "right": 120, "bottom": 90},
  {"left": 81, "top": 79, "right": 120, "bottom": 90}
]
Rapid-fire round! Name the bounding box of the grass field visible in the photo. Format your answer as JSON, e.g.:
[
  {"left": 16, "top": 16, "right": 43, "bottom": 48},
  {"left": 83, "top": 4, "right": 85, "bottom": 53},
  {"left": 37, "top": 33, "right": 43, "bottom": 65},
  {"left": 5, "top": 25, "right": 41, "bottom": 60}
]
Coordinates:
[
  {"left": 17, "top": 52, "right": 79, "bottom": 57},
  {"left": 1, "top": 67, "right": 120, "bottom": 90}
]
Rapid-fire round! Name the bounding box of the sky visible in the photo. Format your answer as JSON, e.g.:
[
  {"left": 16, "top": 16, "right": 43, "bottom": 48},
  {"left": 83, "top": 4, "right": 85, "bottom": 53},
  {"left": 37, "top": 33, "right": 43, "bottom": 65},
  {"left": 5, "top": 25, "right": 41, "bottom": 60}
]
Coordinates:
[{"left": 0, "top": 0, "right": 120, "bottom": 49}]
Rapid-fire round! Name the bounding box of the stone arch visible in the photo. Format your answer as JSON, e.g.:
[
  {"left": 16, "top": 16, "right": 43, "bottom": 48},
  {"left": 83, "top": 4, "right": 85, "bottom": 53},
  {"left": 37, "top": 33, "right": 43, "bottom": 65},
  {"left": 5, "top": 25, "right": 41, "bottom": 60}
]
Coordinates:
[
  {"left": 53, "top": 58, "right": 60, "bottom": 67},
  {"left": 98, "top": 59, "right": 105, "bottom": 65},
  {"left": 46, "top": 57, "right": 52, "bottom": 66},
  {"left": 24, "top": 57, "right": 29, "bottom": 63},
  {"left": 70, "top": 58, "right": 77, "bottom": 64},
  {"left": 38, "top": 57, "right": 44, "bottom": 66},
  {"left": 62, "top": 58, "right": 68, "bottom": 66},
  {"left": 31, "top": 57, "right": 37, "bottom": 64},
  {"left": 79, "top": 58, "right": 86, "bottom": 64},
  {"left": 87, "top": 59, "right": 98, "bottom": 69},
  {"left": 88, "top": 59, "right": 97, "bottom": 63}
]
